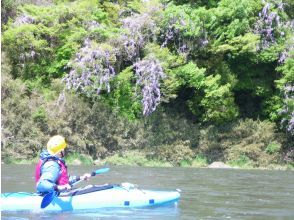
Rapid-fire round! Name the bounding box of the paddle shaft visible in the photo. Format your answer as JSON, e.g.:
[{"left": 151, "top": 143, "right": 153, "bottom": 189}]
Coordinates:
[
  {"left": 73, "top": 168, "right": 109, "bottom": 186},
  {"left": 72, "top": 171, "right": 96, "bottom": 186}
]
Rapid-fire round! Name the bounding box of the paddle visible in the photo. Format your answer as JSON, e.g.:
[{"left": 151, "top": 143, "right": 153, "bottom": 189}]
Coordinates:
[
  {"left": 73, "top": 167, "right": 110, "bottom": 186},
  {"left": 40, "top": 167, "right": 110, "bottom": 209}
]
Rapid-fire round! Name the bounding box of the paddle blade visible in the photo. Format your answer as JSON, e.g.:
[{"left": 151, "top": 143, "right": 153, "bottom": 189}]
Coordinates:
[
  {"left": 94, "top": 167, "right": 110, "bottom": 175},
  {"left": 41, "top": 191, "right": 57, "bottom": 209}
]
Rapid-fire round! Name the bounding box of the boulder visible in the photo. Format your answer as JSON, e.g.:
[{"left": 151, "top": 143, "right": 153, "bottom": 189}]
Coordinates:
[
  {"left": 94, "top": 159, "right": 102, "bottom": 165},
  {"left": 207, "top": 161, "right": 231, "bottom": 168},
  {"left": 72, "top": 159, "right": 82, "bottom": 165}
]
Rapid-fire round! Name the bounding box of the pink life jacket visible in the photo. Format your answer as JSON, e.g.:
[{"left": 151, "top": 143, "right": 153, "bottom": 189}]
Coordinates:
[{"left": 35, "top": 157, "right": 69, "bottom": 186}]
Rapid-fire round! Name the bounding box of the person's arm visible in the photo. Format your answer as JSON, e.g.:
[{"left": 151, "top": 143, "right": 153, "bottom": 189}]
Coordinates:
[
  {"left": 36, "top": 161, "right": 60, "bottom": 193},
  {"left": 69, "top": 173, "right": 92, "bottom": 185}
]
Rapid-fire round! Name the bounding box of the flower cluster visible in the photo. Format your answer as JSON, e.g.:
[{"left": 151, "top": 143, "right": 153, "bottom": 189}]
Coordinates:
[
  {"left": 14, "top": 14, "right": 35, "bottom": 26},
  {"left": 161, "top": 24, "right": 180, "bottom": 47},
  {"left": 119, "top": 12, "right": 157, "bottom": 61},
  {"left": 254, "top": 1, "right": 284, "bottom": 49},
  {"left": 134, "top": 57, "right": 165, "bottom": 115},
  {"left": 19, "top": 50, "right": 36, "bottom": 62},
  {"left": 64, "top": 2, "right": 165, "bottom": 115},
  {"left": 278, "top": 21, "right": 294, "bottom": 63},
  {"left": 280, "top": 84, "right": 294, "bottom": 135},
  {"left": 64, "top": 38, "right": 117, "bottom": 95},
  {"left": 85, "top": 20, "right": 100, "bottom": 31},
  {"left": 284, "top": 149, "right": 294, "bottom": 162},
  {"left": 160, "top": 15, "right": 208, "bottom": 54}
]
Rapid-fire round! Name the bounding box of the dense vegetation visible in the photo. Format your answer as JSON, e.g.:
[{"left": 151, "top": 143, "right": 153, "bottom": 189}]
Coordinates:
[{"left": 1, "top": 0, "right": 293, "bottom": 168}]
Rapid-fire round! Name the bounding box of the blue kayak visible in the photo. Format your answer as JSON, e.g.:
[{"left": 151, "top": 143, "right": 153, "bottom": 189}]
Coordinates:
[{"left": 1, "top": 183, "right": 181, "bottom": 211}]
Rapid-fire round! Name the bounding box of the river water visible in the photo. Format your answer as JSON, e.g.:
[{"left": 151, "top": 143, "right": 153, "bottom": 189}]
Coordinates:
[{"left": 1, "top": 165, "right": 294, "bottom": 219}]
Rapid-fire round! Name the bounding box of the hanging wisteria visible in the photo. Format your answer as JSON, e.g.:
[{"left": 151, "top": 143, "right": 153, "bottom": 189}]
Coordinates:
[
  {"left": 119, "top": 11, "right": 158, "bottom": 61},
  {"left": 64, "top": 38, "right": 117, "bottom": 95},
  {"left": 278, "top": 22, "right": 294, "bottom": 64},
  {"left": 280, "top": 84, "right": 294, "bottom": 135},
  {"left": 254, "top": 1, "right": 285, "bottom": 49},
  {"left": 85, "top": 20, "right": 100, "bottom": 31},
  {"left": 64, "top": 3, "right": 164, "bottom": 115},
  {"left": 13, "top": 14, "right": 37, "bottom": 63},
  {"left": 160, "top": 13, "right": 208, "bottom": 55},
  {"left": 160, "top": 14, "right": 188, "bottom": 54},
  {"left": 134, "top": 57, "right": 165, "bottom": 116},
  {"left": 13, "top": 14, "right": 35, "bottom": 26}
]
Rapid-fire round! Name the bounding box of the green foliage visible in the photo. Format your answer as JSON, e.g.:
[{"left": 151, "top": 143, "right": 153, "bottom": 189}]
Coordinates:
[
  {"left": 210, "top": 0, "right": 261, "bottom": 48},
  {"left": 1, "top": 0, "right": 292, "bottom": 168},
  {"left": 276, "top": 49, "right": 294, "bottom": 88},
  {"left": 213, "top": 33, "right": 260, "bottom": 55},
  {"left": 1, "top": 71, "right": 48, "bottom": 160},
  {"left": 199, "top": 74, "right": 238, "bottom": 123},
  {"left": 173, "top": 61, "right": 205, "bottom": 89},
  {"left": 265, "top": 142, "right": 281, "bottom": 155},
  {"left": 228, "top": 155, "right": 253, "bottom": 168},
  {"left": 143, "top": 107, "right": 201, "bottom": 148},
  {"left": 32, "top": 107, "right": 47, "bottom": 124},
  {"left": 2, "top": 0, "right": 113, "bottom": 83},
  {"left": 103, "top": 66, "right": 142, "bottom": 120}
]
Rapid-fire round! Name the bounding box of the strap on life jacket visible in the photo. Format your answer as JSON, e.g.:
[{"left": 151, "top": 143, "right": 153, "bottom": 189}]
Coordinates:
[{"left": 41, "top": 156, "right": 67, "bottom": 170}]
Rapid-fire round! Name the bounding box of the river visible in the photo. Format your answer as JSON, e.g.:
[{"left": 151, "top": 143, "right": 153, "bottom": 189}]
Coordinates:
[{"left": 1, "top": 165, "right": 294, "bottom": 219}]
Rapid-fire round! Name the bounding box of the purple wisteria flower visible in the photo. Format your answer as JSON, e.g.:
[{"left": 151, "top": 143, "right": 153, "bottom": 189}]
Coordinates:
[
  {"left": 85, "top": 20, "right": 100, "bottom": 30},
  {"left": 254, "top": 1, "right": 284, "bottom": 49},
  {"left": 134, "top": 57, "right": 165, "bottom": 115},
  {"left": 278, "top": 21, "right": 294, "bottom": 63},
  {"left": 280, "top": 84, "right": 294, "bottom": 135},
  {"left": 14, "top": 14, "right": 35, "bottom": 26},
  {"left": 160, "top": 14, "right": 208, "bottom": 54},
  {"left": 64, "top": 38, "right": 117, "bottom": 95},
  {"left": 119, "top": 12, "right": 157, "bottom": 61}
]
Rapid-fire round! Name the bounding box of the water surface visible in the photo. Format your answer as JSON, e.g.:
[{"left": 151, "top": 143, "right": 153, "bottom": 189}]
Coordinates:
[{"left": 1, "top": 165, "right": 294, "bottom": 219}]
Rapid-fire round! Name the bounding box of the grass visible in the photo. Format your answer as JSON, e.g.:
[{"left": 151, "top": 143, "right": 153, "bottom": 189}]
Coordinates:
[
  {"left": 101, "top": 150, "right": 173, "bottom": 167},
  {"left": 3, "top": 157, "right": 39, "bottom": 164},
  {"left": 2, "top": 151, "right": 294, "bottom": 170},
  {"left": 180, "top": 155, "right": 209, "bottom": 167},
  {"left": 227, "top": 155, "right": 254, "bottom": 169},
  {"left": 65, "top": 153, "right": 93, "bottom": 165}
]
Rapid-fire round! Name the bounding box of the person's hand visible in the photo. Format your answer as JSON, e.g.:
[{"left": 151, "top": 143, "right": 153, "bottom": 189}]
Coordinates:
[
  {"left": 57, "top": 184, "right": 71, "bottom": 191},
  {"left": 80, "top": 173, "right": 91, "bottom": 181}
]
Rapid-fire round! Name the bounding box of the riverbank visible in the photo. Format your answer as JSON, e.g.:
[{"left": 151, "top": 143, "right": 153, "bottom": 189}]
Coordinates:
[{"left": 3, "top": 151, "right": 293, "bottom": 171}]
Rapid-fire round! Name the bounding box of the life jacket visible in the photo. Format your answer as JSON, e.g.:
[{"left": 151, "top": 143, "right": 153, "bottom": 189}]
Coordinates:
[{"left": 35, "top": 156, "right": 69, "bottom": 186}]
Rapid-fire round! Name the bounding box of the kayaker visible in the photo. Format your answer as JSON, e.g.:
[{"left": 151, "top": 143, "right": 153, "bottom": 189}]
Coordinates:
[{"left": 35, "top": 135, "right": 91, "bottom": 194}]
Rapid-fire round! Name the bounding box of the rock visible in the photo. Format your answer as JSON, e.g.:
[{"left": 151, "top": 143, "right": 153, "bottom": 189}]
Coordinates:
[
  {"left": 72, "top": 159, "right": 82, "bottom": 165},
  {"left": 207, "top": 161, "right": 231, "bottom": 168},
  {"left": 94, "top": 159, "right": 103, "bottom": 165}
]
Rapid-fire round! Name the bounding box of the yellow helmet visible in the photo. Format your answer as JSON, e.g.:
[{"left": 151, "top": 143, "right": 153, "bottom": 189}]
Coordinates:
[{"left": 47, "top": 135, "right": 67, "bottom": 155}]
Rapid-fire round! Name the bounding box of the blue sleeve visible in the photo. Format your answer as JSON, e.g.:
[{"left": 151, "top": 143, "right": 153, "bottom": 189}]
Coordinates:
[{"left": 36, "top": 161, "right": 60, "bottom": 193}]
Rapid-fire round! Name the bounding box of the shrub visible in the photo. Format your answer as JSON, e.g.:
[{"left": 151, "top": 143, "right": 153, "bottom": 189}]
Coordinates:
[
  {"left": 198, "top": 119, "right": 283, "bottom": 166},
  {"left": 1, "top": 71, "right": 48, "bottom": 161},
  {"left": 148, "top": 140, "right": 194, "bottom": 166},
  {"left": 190, "top": 154, "right": 208, "bottom": 167},
  {"left": 228, "top": 155, "right": 253, "bottom": 168},
  {"left": 265, "top": 142, "right": 282, "bottom": 154}
]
